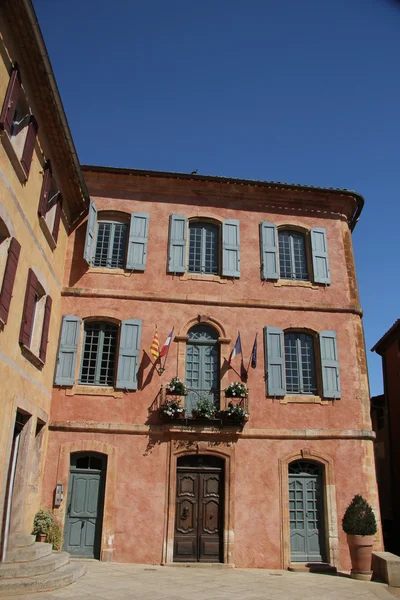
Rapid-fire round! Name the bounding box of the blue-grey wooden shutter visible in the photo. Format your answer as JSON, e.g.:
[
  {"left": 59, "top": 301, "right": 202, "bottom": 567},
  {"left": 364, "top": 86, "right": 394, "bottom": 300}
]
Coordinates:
[
  {"left": 264, "top": 326, "right": 286, "bottom": 396},
  {"left": 311, "top": 228, "right": 330, "bottom": 284},
  {"left": 167, "top": 214, "right": 187, "bottom": 273},
  {"left": 54, "top": 315, "right": 81, "bottom": 385},
  {"left": 83, "top": 199, "right": 97, "bottom": 265},
  {"left": 126, "top": 212, "right": 149, "bottom": 270},
  {"left": 222, "top": 219, "right": 240, "bottom": 278},
  {"left": 319, "top": 330, "right": 341, "bottom": 399},
  {"left": 260, "top": 222, "right": 279, "bottom": 280},
  {"left": 116, "top": 319, "right": 142, "bottom": 390}
]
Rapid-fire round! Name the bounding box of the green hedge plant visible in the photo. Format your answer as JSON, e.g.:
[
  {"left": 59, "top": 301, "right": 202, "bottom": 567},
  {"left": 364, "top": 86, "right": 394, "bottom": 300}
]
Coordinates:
[{"left": 342, "top": 495, "right": 377, "bottom": 536}]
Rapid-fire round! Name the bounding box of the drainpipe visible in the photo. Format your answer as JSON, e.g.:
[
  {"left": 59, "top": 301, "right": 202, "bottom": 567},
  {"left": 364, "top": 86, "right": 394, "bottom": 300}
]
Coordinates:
[{"left": 1, "top": 434, "right": 21, "bottom": 562}]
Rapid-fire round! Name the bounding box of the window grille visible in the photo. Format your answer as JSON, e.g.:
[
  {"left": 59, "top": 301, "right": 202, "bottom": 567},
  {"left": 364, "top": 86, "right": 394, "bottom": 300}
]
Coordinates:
[
  {"left": 80, "top": 322, "right": 118, "bottom": 386},
  {"left": 93, "top": 222, "right": 127, "bottom": 269},
  {"left": 284, "top": 332, "right": 317, "bottom": 394},
  {"left": 188, "top": 222, "right": 219, "bottom": 274},
  {"left": 278, "top": 230, "right": 308, "bottom": 280}
]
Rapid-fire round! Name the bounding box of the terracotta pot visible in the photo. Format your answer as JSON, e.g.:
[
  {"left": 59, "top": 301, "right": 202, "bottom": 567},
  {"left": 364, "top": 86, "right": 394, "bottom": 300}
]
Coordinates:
[
  {"left": 36, "top": 533, "right": 47, "bottom": 543},
  {"left": 346, "top": 534, "right": 374, "bottom": 580}
]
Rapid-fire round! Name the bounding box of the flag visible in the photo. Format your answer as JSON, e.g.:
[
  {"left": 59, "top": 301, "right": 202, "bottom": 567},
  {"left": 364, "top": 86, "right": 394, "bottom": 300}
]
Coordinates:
[
  {"left": 251, "top": 334, "right": 257, "bottom": 369},
  {"left": 228, "top": 333, "right": 242, "bottom": 365},
  {"left": 149, "top": 328, "right": 159, "bottom": 359},
  {"left": 160, "top": 328, "right": 174, "bottom": 357}
]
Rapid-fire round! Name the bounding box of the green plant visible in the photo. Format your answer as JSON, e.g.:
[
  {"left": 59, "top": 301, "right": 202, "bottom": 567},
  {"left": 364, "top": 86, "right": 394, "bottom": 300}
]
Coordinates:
[
  {"left": 194, "top": 397, "right": 216, "bottom": 419},
  {"left": 226, "top": 401, "right": 249, "bottom": 420},
  {"left": 32, "top": 509, "right": 54, "bottom": 535},
  {"left": 225, "top": 382, "right": 248, "bottom": 398},
  {"left": 342, "top": 495, "right": 377, "bottom": 536},
  {"left": 166, "top": 377, "right": 188, "bottom": 395},
  {"left": 47, "top": 521, "right": 63, "bottom": 551},
  {"left": 160, "top": 398, "right": 185, "bottom": 418}
]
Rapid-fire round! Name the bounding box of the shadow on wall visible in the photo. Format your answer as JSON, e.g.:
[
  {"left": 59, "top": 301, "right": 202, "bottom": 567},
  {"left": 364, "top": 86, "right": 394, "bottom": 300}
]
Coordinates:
[{"left": 68, "top": 221, "right": 88, "bottom": 287}]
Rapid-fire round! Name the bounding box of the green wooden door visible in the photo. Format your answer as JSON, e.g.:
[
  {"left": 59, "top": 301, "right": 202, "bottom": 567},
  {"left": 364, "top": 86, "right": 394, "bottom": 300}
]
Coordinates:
[
  {"left": 185, "top": 325, "right": 220, "bottom": 416},
  {"left": 64, "top": 454, "right": 106, "bottom": 558},
  {"left": 289, "top": 461, "right": 326, "bottom": 563}
]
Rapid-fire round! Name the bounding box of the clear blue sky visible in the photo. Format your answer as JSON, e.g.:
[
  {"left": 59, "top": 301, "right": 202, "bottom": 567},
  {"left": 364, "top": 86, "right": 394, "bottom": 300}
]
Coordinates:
[{"left": 33, "top": 0, "right": 400, "bottom": 396}]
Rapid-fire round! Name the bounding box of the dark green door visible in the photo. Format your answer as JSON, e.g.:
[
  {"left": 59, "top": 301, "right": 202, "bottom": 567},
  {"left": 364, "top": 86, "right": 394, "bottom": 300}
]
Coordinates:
[
  {"left": 64, "top": 453, "right": 106, "bottom": 558},
  {"left": 289, "top": 461, "right": 326, "bottom": 562},
  {"left": 185, "top": 325, "right": 220, "bottom": 416}
]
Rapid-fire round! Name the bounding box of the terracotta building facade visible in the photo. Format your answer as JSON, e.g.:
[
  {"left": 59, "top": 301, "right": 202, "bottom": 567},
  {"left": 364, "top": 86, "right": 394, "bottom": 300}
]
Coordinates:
[{"left": 40, "top": 166, "right": 382, "bottom": 570}]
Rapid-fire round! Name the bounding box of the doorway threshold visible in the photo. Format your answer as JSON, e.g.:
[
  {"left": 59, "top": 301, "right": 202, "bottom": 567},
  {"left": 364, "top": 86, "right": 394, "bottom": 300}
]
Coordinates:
[
  {"left": 288, "top": 563, "right": 336, "bottom": 573},
  {"left": 165, "top": 562, "right": 234, "bottom": 569}
]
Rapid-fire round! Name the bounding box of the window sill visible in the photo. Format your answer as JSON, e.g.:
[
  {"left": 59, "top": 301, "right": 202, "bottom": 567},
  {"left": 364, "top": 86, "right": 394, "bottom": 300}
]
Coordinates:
[
  {"left": 20, "top": 344, "right": 44, "bottom": 370},
  {"left": 88, "top": 267, "right": 133, "bottom": 277},
  {"left": 39, "top": 216, "right": 57, "bottom": 250},
  {"left": 273, "top": 280, "right": 318, "bottom": 289},
  {"left": 180, "top": 273, "right": 227, "bottom": 284},
  {"left": 66, "top": 385, "right": 123, "bottom": 398},
  {"left": 0, "top": 131, "right": 28, "bottom": 184},
  {"left": 278, "top": 395, "right": 330, "bottom": 405}
]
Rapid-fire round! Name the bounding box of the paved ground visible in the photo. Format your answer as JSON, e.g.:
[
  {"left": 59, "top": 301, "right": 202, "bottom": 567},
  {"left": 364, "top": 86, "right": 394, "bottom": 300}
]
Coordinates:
[{"left": 3, "top": 560, "right": 396, "bottom": 600}]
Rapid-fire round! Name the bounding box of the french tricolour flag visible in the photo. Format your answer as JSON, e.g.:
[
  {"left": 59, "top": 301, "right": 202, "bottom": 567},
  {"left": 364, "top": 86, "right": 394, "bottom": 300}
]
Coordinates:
[
  {"left": 228, "top": 333, "right": 242, "bottom": 365},
  {"left": 160, "top": 328, "right": 174, "bottom": 357}
]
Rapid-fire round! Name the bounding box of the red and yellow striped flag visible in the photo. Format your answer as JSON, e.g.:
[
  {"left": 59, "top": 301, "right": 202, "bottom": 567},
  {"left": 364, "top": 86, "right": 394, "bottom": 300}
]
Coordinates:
[{"left": 149, "top": 328, "right": 160, "bottom": 359}]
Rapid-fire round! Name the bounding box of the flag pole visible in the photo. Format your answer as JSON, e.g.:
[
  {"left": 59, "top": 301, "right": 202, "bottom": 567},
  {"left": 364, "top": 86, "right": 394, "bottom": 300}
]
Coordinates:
[
  {"left": 161, "top": 327, "right": 174, "bottom": 373},
  {"left": 247, "top": 333, "right": 258, "bottom": 373}
]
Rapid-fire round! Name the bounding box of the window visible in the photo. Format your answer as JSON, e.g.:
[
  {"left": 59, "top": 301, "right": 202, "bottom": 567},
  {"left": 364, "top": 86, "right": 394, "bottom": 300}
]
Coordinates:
[
  {"left": 0, "top": 218, "right": 20, "bottom": 326},
  {"left": 188, "top": 222, "right": 219, "bottom": 275},
  {"left": 38, "top": 161, "right": 62, "bottom": 247},
  {"left": 0, "top": 65, "right": 38, "bottom": 179},
  {"left": 84, "top": 199, "right": 149, "bottom": 271},
  {"left": 278, "top": 230, "right": 308, "bottom": 281},
  {"left": 168, "top": 214, "right": 240, "bottom": 278},
  {"left": 259, "top": 223, "right": 330, "bottom": 284},
  {"left": 185, "top": 324, "right": 220, "bottom": 415},
  {"left": 54, "top": 316, "right": 142, "bottom": 390},
  {"left": 79, "top": 322, "right": 118, "bottom": 385},
  {"left": 19, "top": 269, "right": 52, "bottom": 367},
  {"left": 264, "top": 327, "right": 341, "bottom": 399},
  {"left": 284, "top": 332, "right": 316, "bottom": 394}
]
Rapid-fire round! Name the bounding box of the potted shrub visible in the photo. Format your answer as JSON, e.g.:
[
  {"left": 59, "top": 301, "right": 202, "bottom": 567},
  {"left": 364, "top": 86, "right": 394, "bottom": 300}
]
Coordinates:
[
  {"left": 222, "top": 401, "right": 249, "bottom": 425},
  {"left": 225, "top": 381, "right": 248, "bottom": 398},
  {"left": 193, "top": 397, "right": 217, "bottom": 419},
  {"left": 342, "top": 494, "right": 377, "bottom": 580},
  {"left": 165, "top": 377, "right": 188, "bottom": 396},
  {"left": 32, "top": 509, "right": 55, "bottom": 543},
  {"left": 160, "top": 398, "right": 185, "bottom": 420}
]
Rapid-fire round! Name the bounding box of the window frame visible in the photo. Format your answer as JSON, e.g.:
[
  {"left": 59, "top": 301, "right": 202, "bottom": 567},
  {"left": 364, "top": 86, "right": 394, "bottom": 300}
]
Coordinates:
[
  {"left": 79, "top": 320, "right": 119, "bottom": 387},
  {"left": 187, "top": 220, "right": 221, "bottom": 276},
  {"left": 278, "top": 228, "right": 310, "bottom": 282},
  {"left": 19, "top": 269, "right": 52, "bottom": 369},
  {"left": 284, "top": 330, "right": 318, "bottom": 396},
  {"left": 92, "top": 219, "right": 129, "bottom": 270}
]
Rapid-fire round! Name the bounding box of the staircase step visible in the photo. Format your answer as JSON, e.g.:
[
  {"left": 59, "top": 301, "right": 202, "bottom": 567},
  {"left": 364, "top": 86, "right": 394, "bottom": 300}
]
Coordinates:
[
  {"left": 0, "top": 552, "right": 70, "bottom": 579},
  {"left": 4, "top": 543, "right": 52, "bottom": 563},
  {"left": 0, "top": 562, "right": 86, "bottom": 596},
  {"left": 6, "top": 536, "right": 35, "bottom": 550},
  {"left": 288, "top": 562, "right": 337, "bottom": 573}
]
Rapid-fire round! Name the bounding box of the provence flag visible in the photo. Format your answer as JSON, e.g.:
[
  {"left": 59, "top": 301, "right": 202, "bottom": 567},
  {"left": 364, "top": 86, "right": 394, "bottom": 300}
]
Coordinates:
[
  {"left": 251, "top": 334, "right": 258, "bottom": 369},
  {"left": 150, "top": 328, "right": 160, "bottom": 359},
  {"left": 160, "top": 328, "right": 174, "bottom": 357},
  {"left": 228, "top": 333, "right": 242, "bottom": 365}
]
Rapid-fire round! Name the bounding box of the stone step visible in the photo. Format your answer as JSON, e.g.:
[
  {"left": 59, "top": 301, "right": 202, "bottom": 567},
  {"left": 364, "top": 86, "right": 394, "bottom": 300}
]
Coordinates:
[
  {"left": 4, "top": 543, "right": 52, "bottom": 563},
  {"left": 6, "top": 536, "right": 35, "bottom": 550},
  {"left": 0, "top": 552, "right": 70, "bottom": 579},
  {"left": 288, "top": 562, "right": 337, "bottom": 573},
  {"left": 0, "top": 562, "right": 86, "bottom": 596}
]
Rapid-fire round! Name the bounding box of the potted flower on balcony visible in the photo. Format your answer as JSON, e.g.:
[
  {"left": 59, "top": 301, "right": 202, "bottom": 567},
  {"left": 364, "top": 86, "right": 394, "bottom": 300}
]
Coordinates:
[
  {"left": 160, "top": 398, "right": 185, "bottom": 420},
  {"left": 342, "top": 494, "right": 377, "bottom": 580},
  {"left": 166, "top": 377, "right": 188, "bottom": 396},
  {"left": 223, "top": 401, "right": 249, "bottom": 425},
  {"left": 193, "top": 397, "right": 217, "bottom": 420},
  {"left": 225, "top": 381, "right": 248, "bottom": 398}
]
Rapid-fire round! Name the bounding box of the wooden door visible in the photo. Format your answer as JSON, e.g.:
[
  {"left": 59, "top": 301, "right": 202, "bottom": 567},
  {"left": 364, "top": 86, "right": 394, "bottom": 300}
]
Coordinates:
[
  {"left": 64, "top": 454, "right": 106, "bottom": 558},
  {"left": 174, "top": 456, "right": 223, "bottom": 563},
  {"left": 289, "top": 461, "right": 326, "bottom": 562}
]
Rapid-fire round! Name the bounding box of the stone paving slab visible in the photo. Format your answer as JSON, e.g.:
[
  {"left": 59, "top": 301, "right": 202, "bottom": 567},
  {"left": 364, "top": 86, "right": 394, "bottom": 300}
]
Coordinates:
[{"left": 0, "top": 560, "right": 395, "bottom": 600}]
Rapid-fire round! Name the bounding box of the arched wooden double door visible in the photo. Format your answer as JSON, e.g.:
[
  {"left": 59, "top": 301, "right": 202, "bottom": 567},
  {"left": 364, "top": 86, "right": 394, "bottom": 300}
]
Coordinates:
[{"left": 174, "top": 455, "right": 224, "bottom": 563}]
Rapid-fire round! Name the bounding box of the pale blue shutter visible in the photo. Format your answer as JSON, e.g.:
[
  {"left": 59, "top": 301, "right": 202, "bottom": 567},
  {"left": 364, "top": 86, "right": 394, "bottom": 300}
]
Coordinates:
[
  {"left": 264, "top": 326, "right": 285, "bottom": 396},
  {"left": 83, "top": 199, "right": 97, "bottom": 265},
  {"left": 222, "top": 219, "right": 240, "bottom": 278},
  {"left": 54, "top": 315, "right": 81, "bottom": 385},
  {"left": 319, "top": 330, "right": 341, "bottom": 399},
  {"left": 260, "top": 222, "right": 279, "bottom": 280},
  {"left": 168, "top": 214, "right": 187, "bottom": 273},
  {"left": 311, "top": 228, "right": 330, "bottom": 284},
  {"left": 126, "top": 212, "right": 149, "bottom": 270},
  {"left": 116, "top": 319, "right": 142, "bottom": 390}
]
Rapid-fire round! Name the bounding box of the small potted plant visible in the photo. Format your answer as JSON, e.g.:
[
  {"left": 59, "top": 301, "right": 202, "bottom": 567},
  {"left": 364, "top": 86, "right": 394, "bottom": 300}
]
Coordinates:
[
  {"left": 342, "top": 494, "right": 377, "bottom": 580},
  {"left": 160, "top": 398, "right": 185, "bottom": 420},
  {"left": 32, "top": 509, "right": 55, "bottom": 543},
  {"left": 193, "top": 397, "right": 217, "bottom": 420},
  {"left": 166, "top": 377, "right": 188, "bottom": 396},
  {"left": 223, "top": 401, "right": 249, "bottom": 425},
  {"left": 225, "top": 381, "right": 248, "bottom": 398}
]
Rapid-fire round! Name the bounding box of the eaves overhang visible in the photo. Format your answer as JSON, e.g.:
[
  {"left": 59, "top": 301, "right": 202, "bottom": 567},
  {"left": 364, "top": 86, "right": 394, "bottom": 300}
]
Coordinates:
[{"left": 371, "top": 320, "right": 400, "bottom": 355}]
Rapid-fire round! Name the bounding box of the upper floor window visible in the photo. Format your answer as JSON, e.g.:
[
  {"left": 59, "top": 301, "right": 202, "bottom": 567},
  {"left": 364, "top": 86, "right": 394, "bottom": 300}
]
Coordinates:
[
  {"left": 284, "top": 331, "right": 316, "bottom": 394},
  {"left": 278, "top": 230, "right": 309, "bottom": 281},
  {"left": 80, "top": 321, "right": 118, "bottom": 385},
  {"left": 0, "top": 218, "right": 20, "bottom": 326},
  {"left": 84, "top": 199, "right": 149, "bottom": 272},
  {"left": 38, "top": 161, "right": 62, "bottom": 248},
  {"left": 188, "top": 222, "right": 219, "bottom": 275},
  {"left": 259, "top": 223, "right": 330, "bottom": 285},
  {"left": 19, "top": 269, "right": 52, "bottom": 368},
  {"left": 168, "top": 214, "right": 240, "bottom": 278}
]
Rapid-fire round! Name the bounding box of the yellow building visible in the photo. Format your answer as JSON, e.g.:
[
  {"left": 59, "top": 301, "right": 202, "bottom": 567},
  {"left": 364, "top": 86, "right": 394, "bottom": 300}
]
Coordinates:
[{"left": 0, "top": 0, "right": 88, "bottom": 564}]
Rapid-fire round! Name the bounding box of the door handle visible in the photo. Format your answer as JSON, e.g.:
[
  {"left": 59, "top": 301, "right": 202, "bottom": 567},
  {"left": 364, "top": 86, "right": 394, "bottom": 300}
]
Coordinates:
[{"left": 181, "top": 507, "right": 189, "bottom": 520}]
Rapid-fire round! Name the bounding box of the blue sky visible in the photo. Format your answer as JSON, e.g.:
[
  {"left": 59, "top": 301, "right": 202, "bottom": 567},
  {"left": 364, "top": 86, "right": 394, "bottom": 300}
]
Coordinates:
[{"left": 33, "top": 0, "right": 400, "bottom": 396}]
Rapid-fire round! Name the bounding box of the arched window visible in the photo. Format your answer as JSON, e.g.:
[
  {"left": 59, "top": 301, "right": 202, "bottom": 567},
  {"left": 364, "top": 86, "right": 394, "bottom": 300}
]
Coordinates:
[
  {"left": 93, "top": 218, "right": 128, "bottom": 269},
  {"left": 185, "top": 324, "right": 220, "bottom": 415},
  {"left": 284, "top": 331, "right": 316, "bottom": 395},
  {"left": 188, "top": 222, "right": 219, "bottom": 275},
  {"left": 79, "top": 321, "right": 118, "bottom": 386},
  {"left": 278, "top": 230, "right": 308, "bottom": 281}
]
